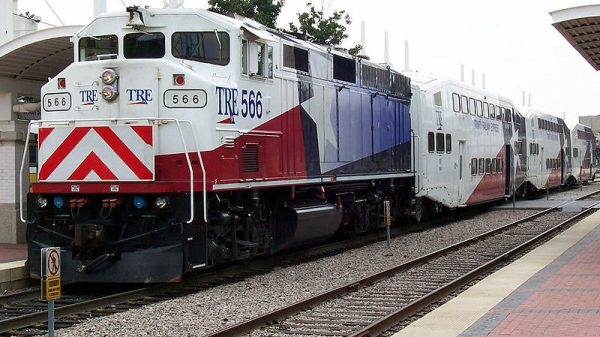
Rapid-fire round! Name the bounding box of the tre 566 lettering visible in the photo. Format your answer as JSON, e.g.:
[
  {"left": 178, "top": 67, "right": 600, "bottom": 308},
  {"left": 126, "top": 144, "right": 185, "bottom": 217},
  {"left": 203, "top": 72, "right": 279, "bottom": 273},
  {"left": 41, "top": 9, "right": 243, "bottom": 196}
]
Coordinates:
[{"left": 216, "top": 87, "right": 263, "bottom": 119}]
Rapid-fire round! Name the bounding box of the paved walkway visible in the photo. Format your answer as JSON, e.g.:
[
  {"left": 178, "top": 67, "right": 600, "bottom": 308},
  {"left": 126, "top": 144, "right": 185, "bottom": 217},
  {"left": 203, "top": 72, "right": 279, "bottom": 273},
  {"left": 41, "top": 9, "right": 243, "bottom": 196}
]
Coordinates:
[
  {"left": 0, "top": 243, "right": 26, "bottom": 264},
  {"left": 393, "top": 210, "right": 600, "bottom": 337}
]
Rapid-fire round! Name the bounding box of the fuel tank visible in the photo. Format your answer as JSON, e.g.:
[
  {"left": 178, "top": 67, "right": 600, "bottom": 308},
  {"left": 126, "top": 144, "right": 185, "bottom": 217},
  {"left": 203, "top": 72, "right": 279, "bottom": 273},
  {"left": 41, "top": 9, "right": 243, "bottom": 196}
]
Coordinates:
[{"left": 272, "top": 199, "right": 343, "bottom": 252}]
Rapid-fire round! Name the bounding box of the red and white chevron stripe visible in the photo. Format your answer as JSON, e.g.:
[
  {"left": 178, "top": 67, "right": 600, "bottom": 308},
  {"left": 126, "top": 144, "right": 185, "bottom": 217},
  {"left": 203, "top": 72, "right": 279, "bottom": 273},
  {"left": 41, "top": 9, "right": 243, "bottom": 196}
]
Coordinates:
[{"left": 38, "top": 125, "right": 154, "bottom": 182}]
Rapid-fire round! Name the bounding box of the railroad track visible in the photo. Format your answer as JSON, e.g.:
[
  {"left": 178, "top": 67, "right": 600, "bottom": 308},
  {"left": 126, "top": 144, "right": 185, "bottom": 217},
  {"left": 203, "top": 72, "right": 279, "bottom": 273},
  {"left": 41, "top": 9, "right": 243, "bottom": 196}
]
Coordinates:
[
  {"left": 0, "top": 208, "right": 474, "bottom": 337},
  {"left": 1, "top": 186, "right": 598, "bottom": 336},
  {"left": 206, "top": 190, "right": 600, "bottom": 337}
]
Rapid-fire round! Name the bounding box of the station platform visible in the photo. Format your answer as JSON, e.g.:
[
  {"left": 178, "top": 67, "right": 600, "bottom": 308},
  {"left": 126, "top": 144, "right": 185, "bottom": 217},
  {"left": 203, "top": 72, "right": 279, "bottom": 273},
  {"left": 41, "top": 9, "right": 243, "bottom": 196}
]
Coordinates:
[
  {"left": 393, "top": 210, "right": 600, "bottom": 337},
  {"left": 0, "top": 243, "right": 28, "bottom": 291}
]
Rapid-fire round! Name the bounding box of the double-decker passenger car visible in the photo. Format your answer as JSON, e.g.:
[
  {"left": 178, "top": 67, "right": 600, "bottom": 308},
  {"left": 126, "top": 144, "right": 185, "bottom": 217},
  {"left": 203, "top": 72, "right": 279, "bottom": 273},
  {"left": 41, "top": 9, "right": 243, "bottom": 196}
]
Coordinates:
[
  {"left": 570, "top": 124, "right": 594, "bottom": 183},
  {"left": 522, "top": 110, "right": 570, "bottom": 193},
  {"left": 409, "top": 75, "right": 524, "bottom": 219}
]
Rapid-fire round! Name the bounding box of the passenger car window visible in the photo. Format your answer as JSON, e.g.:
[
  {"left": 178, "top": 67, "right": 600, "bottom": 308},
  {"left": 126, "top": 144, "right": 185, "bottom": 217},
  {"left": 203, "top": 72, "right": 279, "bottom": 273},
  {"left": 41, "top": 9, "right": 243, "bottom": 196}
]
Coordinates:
[
  {"left": 452, "top": 93, "right": 460, "bottom": 112},
  {"left": 469, "top": 98, "right": 476, "bottom": 116},
  {"left": 428, "top": 132, "right": 434, "bottom": 152},
  {"left": 434, "top": 92, "right": 443, "bottom": 107},
  {"left": 436, "top": 133, "right": 445, "bottom": 153},
  {"left": 461, "top": 96, "right": 469, "bottom": 114},
  {"left": 483, "top": 102, "right": 489, "bottom": 118}
]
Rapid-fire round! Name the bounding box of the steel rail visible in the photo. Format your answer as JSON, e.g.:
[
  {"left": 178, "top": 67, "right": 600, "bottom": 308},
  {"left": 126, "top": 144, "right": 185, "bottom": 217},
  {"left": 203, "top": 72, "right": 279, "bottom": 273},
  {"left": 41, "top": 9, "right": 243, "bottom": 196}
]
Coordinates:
[
  {"left": 0, "top": 289, "right": 38, "bottom": 306},
  {"left": 205, "top": 189, "right": 600, "bottom": 337},
  {"left": 3, "top": 189, "right": 598, "bottom": 335},
  {"left": 0, "top": 285, "right": 159, "bottom": 334},
  {"left": 349, "top": 203, "right": 599, "bottom": 337},
  {"left": 0, "top": 216, "right": 419, "bottom": 334}
]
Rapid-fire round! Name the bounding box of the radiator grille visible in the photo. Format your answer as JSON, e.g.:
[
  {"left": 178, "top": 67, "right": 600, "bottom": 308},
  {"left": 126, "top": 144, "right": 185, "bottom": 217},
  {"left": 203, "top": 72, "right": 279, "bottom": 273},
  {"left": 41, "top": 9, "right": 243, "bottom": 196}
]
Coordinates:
[{"left": 242, "top": 143, "right": 259, "bottom": 173}]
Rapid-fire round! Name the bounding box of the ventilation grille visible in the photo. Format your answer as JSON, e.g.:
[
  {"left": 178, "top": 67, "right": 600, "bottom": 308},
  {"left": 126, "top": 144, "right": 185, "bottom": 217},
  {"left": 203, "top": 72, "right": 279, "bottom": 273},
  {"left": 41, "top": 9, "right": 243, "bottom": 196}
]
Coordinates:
[{"left": 242, "top": 143, "right": 259, "bottom": 173}]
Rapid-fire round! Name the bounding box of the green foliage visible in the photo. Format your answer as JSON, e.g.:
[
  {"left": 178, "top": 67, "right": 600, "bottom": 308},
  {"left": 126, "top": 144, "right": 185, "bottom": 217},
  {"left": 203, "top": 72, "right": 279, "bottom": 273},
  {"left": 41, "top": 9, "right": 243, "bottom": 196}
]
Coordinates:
[
  {"left": 207, "top": 0, "right": 285, "bottom": 29},
  {"left": 289, "top": 2, "right": 351, "bottom": 46},
  {"left": 348, "top": 44, "right": 362, "bottom": 56}
]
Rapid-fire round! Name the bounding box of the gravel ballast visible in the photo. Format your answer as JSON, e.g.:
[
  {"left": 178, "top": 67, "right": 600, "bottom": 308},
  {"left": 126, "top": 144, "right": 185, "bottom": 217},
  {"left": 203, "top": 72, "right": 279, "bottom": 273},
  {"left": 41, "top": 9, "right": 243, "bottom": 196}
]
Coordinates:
[{"left": 43, "top": 185, "right": 600, "bottom": 337}]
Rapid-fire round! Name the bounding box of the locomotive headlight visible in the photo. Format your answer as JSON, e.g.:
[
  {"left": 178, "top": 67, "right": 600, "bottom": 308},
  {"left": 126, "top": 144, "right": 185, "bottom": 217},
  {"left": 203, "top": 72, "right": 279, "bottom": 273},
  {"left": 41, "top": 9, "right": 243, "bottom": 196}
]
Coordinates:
[
  {"left": 102, "top": 85, "right": 118, "bottom": 101},
  {"left": 155, "top": 196, "right": 170, "bottom": 209},
  {"left": 36, "top": 196, "right": 49, "bottom": 209},
  {"left": 101, "top": 69, "right": 118, "bottom": 85}
]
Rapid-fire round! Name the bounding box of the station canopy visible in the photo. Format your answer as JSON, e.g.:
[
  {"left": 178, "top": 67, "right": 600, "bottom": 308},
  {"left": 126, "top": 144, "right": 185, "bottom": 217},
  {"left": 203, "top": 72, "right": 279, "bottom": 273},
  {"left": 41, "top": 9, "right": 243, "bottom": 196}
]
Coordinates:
[
  {"left": 551, "top": 5, "right": 600, "bottom": 71},
  {"left": 0, "top": 25, "right": 82, "bottom": 81}
]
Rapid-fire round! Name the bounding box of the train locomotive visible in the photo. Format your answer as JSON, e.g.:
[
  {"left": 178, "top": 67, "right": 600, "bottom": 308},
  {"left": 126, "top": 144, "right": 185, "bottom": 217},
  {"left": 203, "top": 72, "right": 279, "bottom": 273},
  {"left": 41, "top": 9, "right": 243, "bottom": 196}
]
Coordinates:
[
  {"left": 25, "top": 6, "right": 413, "bottom": 283},
  {"left": 23, "top": 6, "right": 594, "bottom": 283}
]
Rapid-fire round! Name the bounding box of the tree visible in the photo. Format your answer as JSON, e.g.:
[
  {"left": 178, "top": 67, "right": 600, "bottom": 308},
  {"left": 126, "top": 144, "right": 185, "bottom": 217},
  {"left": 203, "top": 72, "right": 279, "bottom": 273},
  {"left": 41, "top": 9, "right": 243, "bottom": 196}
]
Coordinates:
[
  {"left": 207, "top": 0, "right": 285, "bottom": 29},
  {"left": 288, "top": 2, "right": 351, "bottom": 46},
  {"left": 348, "top": 44, "right": 362, "bottom": 56}
]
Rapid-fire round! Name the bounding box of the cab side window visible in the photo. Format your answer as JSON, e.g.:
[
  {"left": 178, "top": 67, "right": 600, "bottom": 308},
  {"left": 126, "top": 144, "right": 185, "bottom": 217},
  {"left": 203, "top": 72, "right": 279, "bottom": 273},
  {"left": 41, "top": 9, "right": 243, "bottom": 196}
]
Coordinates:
[{"left": 172, "top": 32, "right": 229, "bottom": 65}]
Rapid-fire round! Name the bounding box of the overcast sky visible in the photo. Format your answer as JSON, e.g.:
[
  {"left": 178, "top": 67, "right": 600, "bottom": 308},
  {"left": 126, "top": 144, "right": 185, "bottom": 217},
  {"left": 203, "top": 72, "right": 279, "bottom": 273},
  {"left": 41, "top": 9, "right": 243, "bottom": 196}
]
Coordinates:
[{"left": 16, "top": 0, "right": 600, "bottom": 127}]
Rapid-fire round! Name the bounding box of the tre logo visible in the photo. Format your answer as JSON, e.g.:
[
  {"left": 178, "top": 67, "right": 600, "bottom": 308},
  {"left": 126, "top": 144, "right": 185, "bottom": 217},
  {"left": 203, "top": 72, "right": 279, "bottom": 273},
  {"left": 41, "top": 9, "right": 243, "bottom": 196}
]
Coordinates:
[
  {"left": 127, "top": 89, "right": 153, "bottom": 104},
  {"left": 80, "top": 90, "right": 98, "bottom": 105},
  {"left": 216, "top": 86, "right": 263, "bottom": 119}
]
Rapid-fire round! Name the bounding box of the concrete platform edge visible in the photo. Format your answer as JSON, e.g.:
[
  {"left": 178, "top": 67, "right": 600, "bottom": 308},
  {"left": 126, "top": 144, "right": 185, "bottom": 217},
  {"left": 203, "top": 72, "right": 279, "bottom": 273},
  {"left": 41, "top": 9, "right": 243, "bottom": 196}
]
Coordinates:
[
  {"left": 392, "top": 210, "right": 600, "bottom": 337},
  {"left": 0, "top": 260, "right": 28, "bottom": 292}
]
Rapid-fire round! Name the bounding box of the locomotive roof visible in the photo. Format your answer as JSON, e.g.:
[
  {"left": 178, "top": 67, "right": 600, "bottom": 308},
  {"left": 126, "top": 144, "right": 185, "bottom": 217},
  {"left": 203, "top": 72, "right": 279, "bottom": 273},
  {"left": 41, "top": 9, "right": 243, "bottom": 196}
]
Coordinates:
[{"left": 80, "top": 6, "right": 401, "bottom": 75}]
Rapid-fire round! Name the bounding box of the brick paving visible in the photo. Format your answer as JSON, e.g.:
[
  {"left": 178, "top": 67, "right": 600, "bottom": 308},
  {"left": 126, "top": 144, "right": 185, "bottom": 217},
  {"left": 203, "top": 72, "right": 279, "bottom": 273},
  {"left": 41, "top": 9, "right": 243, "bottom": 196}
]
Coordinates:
[
  {"left": 0, "top": 243, "right": 27, "bottom": 263},
  {"left": 461, "top": 226, "right": 600, "bottom": 337}
]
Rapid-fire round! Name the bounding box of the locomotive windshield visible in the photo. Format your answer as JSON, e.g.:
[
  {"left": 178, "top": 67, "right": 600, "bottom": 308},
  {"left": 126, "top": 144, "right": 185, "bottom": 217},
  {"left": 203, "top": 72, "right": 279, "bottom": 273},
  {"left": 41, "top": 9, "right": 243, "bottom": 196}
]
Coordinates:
[
  {"left": 172, "top": 31, "right": 230, "bottom": 66},
  {"left": 78, "top": 35, "right": 118, "bottom": 61},
  {"left": 124, "top": 32, "right": 165, "bottom": 59}
]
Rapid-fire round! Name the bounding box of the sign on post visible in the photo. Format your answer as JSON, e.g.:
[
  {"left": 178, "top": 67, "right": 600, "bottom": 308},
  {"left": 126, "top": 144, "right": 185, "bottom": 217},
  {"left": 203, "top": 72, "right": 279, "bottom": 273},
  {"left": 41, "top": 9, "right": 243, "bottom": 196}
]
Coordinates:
[
  {"left": 41, "top": 247, "right": 61, "bottom": 300},
  {"left": 41, "top": 247, "right": 60, "bottom": 337}
]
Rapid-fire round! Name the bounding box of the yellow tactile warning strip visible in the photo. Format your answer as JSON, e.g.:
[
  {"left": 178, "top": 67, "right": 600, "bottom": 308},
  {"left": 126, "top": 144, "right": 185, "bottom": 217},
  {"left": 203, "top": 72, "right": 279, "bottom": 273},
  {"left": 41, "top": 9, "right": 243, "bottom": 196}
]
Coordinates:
[{"left": 391, "top": 210, "right": 600, "bottom": 337}]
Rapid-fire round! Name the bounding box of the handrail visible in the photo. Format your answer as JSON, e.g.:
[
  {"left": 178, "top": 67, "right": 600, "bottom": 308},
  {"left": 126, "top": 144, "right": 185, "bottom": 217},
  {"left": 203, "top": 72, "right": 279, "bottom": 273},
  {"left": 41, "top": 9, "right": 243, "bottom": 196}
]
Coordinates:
[{"left": 19, "top": 117, "right": 207, "bottom": 224}]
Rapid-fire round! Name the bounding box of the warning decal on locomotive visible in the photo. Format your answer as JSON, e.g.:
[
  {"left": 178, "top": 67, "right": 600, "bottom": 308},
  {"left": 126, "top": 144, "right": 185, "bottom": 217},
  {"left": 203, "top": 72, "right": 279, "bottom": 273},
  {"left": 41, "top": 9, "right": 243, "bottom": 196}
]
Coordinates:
[{"left": 38, "top": 125, "right": 154, "bottom": 182}]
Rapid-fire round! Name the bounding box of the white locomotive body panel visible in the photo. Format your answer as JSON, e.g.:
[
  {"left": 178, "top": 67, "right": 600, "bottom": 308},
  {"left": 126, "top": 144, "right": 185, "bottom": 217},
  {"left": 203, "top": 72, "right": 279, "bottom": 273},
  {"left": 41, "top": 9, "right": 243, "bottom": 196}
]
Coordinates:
[{"left": 37, "top": 7, "right": 412, "bottom": 192}]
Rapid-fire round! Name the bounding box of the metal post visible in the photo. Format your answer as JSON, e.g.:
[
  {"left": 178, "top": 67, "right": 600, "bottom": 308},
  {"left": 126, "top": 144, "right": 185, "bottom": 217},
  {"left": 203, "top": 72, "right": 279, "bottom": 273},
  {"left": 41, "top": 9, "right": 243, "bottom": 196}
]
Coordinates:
[
  {"left": 384, "top": 200, "right": 393, "bottom": 255},
  {"left": 386, "top": 223, "right": 391, "bottom": 249},
  {"left": 512, "top": 185, "right": 516, "bottom": 210},
  {"left": 48, "top": 300, "right": 55, "bottom": 337}
]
